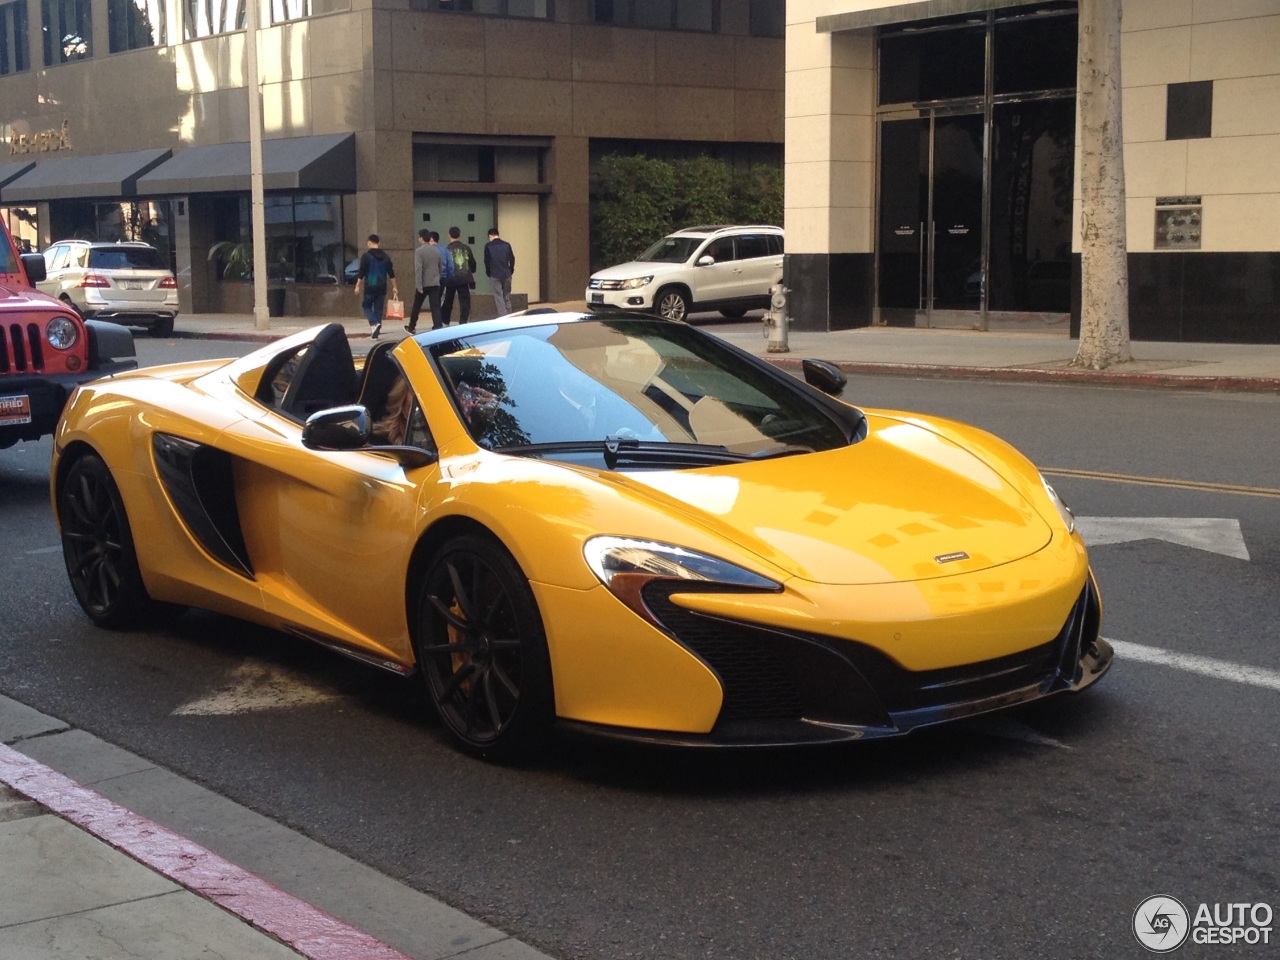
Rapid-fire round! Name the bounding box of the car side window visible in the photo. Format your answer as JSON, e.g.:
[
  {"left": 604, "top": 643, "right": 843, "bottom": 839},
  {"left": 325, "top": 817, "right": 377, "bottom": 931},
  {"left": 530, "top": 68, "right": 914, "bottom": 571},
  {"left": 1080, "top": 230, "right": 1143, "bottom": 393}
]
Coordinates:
[
  {"left": 45, "top": 245, "right": 67, "bottom": 270},
  {"left": 72, "top": 247, "right": 89, "bottom": 268},
  {"left": 702, "top": 238, "right": 734, "bottom": 263},
  {"left": 735, "top": 235, "right": 772, "bottom": 260},
  {"left": 767, "top": 234, "right": 784, "bottom": 256}
]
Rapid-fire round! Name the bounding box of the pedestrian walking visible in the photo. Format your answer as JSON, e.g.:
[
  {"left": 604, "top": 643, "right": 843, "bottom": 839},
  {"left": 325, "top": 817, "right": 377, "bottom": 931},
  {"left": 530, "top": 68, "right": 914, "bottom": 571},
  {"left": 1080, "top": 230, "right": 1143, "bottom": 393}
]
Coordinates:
[
  {"left": 484, "top": 226, "right": 515, "bottom": 316},
  {"left": 406, "top": 229, "right": 444, "bottom": 333},
  {"left": 441, "top": 226, "right": 477, "bottom": 325},
  {"left": 353, "top": 234, "right": 398, "bottom": 339}
]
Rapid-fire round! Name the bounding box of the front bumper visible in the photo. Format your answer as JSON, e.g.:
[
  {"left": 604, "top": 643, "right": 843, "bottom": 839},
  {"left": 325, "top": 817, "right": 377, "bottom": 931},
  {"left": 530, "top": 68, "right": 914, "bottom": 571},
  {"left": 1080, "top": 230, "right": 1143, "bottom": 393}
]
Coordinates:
[
  {"left": 558, "top": 577, "right": 1111, "bottom": 747},
  {"left": 585, "top": 287, "right": 655, "bottom": 311}
]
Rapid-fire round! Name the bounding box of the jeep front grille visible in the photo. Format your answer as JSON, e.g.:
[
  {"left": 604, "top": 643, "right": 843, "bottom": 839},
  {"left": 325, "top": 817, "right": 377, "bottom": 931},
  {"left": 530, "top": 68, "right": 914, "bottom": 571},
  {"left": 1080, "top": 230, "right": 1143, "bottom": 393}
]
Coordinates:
[{"left": 1, "top": 321, "right": 43, "bottom": 374}]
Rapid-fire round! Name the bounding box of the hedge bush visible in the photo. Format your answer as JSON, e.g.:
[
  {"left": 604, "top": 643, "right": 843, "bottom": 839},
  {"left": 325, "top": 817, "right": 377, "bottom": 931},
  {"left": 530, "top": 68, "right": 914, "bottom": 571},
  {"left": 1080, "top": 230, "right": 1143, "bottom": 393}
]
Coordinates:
[{"left": 590, "top": 155, "right": 783, "bottom": 270}]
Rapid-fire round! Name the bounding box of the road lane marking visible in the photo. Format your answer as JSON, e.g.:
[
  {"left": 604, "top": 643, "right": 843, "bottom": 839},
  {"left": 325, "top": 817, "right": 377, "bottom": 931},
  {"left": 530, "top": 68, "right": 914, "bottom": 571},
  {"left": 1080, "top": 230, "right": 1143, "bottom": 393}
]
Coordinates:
[
  {"left": 1110, "top": 639, "right": 1280, "bottom": 692},
  {"left": 1043, "top": 467, "right": 1280, "bottom": 500},
  {"left": 1075, "top": 517, "right": 1249, "bottom": 560}
]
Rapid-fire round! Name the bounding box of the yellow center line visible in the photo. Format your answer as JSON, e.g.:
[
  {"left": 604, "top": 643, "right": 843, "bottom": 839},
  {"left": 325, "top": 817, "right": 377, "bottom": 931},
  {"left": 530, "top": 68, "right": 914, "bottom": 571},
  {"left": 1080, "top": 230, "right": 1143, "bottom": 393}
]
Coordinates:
[{"left": 1042, "top": 467, "right": 1280, "bottom": 499}]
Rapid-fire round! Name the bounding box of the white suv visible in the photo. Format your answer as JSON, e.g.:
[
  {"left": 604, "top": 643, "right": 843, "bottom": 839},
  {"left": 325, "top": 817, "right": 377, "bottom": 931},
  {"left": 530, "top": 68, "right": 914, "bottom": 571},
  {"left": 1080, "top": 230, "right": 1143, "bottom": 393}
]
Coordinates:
[
  {"left": 39, "top": 240, "right": 179, "bottom": 337},
  {"left": 586, "top": 225, "right": 783, "bottom": 322}
]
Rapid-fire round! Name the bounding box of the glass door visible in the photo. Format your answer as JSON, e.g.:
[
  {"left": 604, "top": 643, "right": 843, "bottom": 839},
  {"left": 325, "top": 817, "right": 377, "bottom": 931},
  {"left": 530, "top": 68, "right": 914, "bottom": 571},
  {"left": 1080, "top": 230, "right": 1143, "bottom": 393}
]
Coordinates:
[{"left": 876, "top": 111, "right": 985, "bottom": 327}]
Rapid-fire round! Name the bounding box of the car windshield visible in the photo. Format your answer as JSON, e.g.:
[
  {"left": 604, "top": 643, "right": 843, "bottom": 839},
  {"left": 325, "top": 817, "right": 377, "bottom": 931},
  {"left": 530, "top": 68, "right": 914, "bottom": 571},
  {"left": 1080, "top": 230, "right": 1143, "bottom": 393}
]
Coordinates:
[
  {"left": 429, "top": 318, "right": 852, "bottom": 467},
  {"left": 0, "top": 241, "right": 16, "bottom": 275},
  {"left": 88, "top": 246, "right": 166, "bottom": 270},
  {"left": 636, "top": 236, "right": 703, "bottom": 263}
]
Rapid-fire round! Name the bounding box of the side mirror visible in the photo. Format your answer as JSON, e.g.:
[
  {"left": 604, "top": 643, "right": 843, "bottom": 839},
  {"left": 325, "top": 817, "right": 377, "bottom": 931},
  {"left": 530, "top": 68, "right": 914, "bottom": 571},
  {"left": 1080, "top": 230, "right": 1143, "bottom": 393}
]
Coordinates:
[
  {"left": 696, "top": 255, "right": 715, "bottom": 267},
  {"left": 302, "top": 405, "right": 437, "bottom": 469},
  {"left": 303, "top": 405, "right": 371, "bottom": 450},
  {"left": 801, "top": 359, "right": 847, "bottom": 397},
  {"left": 21, "top": 253, "right": 46, "bottom": 284}
]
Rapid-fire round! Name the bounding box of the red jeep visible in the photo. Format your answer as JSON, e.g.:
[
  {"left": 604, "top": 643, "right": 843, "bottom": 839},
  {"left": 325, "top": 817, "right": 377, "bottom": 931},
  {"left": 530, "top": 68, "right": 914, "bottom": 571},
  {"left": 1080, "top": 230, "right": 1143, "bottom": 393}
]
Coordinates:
[{"left": 1, "top": 221, "right": 137, "bottom": 448}]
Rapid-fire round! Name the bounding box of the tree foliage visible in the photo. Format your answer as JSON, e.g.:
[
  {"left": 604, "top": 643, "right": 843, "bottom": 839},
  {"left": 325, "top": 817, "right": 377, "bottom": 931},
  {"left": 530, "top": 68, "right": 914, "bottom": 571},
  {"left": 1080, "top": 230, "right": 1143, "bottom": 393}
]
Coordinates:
[{"left": 590, "top": 155, "right": 783, "bottom": 269}]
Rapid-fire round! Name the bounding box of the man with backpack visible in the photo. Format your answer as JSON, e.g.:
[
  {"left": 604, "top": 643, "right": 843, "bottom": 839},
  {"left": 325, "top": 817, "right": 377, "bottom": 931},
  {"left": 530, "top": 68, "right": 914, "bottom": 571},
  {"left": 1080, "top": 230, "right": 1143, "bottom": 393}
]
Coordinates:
[
  {"left": 353, "top": 234, "right": 398, "bottom": 339},
  {"left": 441, "top": 226, "right": 477, "bottom": 325}
]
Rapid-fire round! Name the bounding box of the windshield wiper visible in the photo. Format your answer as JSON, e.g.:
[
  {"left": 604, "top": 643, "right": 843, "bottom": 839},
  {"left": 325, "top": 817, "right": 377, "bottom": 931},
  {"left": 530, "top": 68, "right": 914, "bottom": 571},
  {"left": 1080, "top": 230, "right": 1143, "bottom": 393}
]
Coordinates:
[{"left": 495, "top": 436, "right": 747, "bottom": 469}]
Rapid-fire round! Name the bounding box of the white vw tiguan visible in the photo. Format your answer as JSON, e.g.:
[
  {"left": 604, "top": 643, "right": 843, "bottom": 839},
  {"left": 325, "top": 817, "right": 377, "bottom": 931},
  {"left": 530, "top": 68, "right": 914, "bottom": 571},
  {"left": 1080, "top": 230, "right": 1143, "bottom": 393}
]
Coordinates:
[{"left": 586, "top": 225, "right": 783, "bottom": 322}]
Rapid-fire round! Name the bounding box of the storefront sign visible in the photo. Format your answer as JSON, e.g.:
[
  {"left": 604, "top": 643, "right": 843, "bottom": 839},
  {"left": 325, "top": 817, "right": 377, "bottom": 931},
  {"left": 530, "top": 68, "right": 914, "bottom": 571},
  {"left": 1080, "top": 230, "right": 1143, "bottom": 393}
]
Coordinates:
[{"left": 7, "top": 121, "right": 73, "bottom": 155}]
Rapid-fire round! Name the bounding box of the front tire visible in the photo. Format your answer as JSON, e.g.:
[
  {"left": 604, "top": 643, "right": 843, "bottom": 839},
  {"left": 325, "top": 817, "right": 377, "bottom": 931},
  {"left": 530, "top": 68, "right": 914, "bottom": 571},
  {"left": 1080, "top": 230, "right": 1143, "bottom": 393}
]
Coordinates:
[
  {"left": 58, "top": 453, "right": 159, "bottom": 628},
  {"left": 655, "top": 287, "right": 690, "bottom": 322},
  {"left": 719, "top": 307, "right": 748, "bottom": 319},
  {"left": 413, "top": 534, "right": 554, "bottom": 761}
]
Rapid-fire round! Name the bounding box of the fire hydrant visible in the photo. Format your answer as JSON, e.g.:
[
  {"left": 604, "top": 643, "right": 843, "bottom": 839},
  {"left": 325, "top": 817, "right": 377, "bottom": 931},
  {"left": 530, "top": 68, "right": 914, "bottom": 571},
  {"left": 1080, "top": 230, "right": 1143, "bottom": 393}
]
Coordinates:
[{"left": 764, "top": 282, "right": 790, "bottom": 353}]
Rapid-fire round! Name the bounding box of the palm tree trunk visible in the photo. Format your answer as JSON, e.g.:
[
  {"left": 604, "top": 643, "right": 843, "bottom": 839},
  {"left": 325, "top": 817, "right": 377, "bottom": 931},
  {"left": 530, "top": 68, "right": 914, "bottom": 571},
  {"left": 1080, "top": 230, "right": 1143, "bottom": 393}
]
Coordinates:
[{"left": 1074, "top": 0, "right": 1132, "bottom": 369}]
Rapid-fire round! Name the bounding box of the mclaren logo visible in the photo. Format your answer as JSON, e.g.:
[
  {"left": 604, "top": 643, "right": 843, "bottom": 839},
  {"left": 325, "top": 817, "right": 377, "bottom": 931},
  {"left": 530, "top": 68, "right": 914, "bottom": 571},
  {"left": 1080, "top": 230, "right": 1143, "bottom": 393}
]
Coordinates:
[{"left": 934, "top": 551, "right": 970, "bottom": 564}]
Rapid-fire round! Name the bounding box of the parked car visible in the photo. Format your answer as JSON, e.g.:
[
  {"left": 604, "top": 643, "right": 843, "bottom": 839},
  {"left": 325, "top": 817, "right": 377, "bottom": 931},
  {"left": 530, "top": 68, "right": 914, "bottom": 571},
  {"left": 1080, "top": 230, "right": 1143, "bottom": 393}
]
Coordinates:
[
  {"left": 0, "top": 223, "right": 137, "bottom": 448},
  {"left": 52, "top": 311, "right": 1109, "bottom": 761},
  {"left": 587, "top": 225, "right": 784, "bottom": 322},
  {"left": 39, "top": 240, "right": 179, "bottom": 337}
]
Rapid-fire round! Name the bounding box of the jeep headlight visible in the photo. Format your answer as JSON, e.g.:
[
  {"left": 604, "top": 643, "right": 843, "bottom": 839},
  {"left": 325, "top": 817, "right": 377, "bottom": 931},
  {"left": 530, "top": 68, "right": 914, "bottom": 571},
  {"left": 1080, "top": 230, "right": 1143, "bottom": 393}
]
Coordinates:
[
  {"left": 46, "top": 317, "right": 79, "bottom": 351},
  {"left": 619, "top": 276, "right": 653, "bottom": 290},
  {"left": 584, "top": 536, "right": 780, "bottom": 626},
  {"left": 1041, "top": 476, "right": 1075, "bottom": 534}
]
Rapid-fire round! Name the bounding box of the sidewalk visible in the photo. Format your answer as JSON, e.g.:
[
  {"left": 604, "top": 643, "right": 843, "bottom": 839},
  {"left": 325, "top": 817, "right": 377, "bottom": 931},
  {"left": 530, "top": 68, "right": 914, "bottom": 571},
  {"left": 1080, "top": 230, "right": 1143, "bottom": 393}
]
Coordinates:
[
  {"left": 170, "top": 309, "right": 1280, "bottom": 393},
  {"left": 0, "top": 696, "right": 552, "bottom": 960}
]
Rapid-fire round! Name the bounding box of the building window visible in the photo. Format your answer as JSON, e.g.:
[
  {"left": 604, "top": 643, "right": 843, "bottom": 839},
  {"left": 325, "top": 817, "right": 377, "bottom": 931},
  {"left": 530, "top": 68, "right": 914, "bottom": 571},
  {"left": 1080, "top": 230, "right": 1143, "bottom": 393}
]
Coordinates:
[
  {"left": 108, "top": 0, "right": 165, "bottom": 51},
  {"left": 42, "top": 0, "right": 91, "bottom": 64},
  {"left": 749, "top": 0, "right": 782, "bottom": 38},
  {"left": 410, "top": 0, "right": 552, "bottom": 17},
  {"left": 212, "top": 195, "right": 351, "bottom": 285},
  {"left": 185, "top": 0, "right": 244, "bottom": 39},
  {"left": 1167, "top": 81, "right": 1213, "bottom": 140},
  {"left": 593, "top": 0, "right": 716, "bottom": 31},
  {"left": 1, "top": 0, "right": 28, "bottom": 75},
  {"left": 270, "top": 0, "right": 308, "bottom": 24}
]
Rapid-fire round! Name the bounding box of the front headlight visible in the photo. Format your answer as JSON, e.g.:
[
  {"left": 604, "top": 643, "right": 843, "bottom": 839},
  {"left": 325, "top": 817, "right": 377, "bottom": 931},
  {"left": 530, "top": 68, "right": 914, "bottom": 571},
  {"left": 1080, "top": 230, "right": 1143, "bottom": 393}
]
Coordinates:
[
  {"left": 583, "top": 536, "right": 780, "bottom": 625},
  {"left": 619, "top": 276, "right": 653, "bottom": 290},
  {"left": 46, "top": 317, "right": 79, "bottom": 351},
  {"left": 1041, "top": 476, "right": 1076, "bottom": 534}
]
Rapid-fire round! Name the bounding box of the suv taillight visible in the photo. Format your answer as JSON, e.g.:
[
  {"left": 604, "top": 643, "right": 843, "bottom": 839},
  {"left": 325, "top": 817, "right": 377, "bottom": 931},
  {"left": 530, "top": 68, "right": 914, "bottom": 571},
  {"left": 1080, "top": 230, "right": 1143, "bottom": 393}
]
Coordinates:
[
  {"left": 79, "top": 274, "right": 111, "bottom": 288},
  {"left": 159, "top": 276, "right": 177, "bottom": 289}
]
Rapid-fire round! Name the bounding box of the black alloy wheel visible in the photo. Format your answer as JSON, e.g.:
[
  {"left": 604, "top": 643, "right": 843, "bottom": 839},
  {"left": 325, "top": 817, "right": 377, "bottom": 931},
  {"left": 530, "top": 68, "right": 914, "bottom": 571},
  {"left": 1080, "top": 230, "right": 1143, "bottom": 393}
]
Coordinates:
[
  {"left": 414, "top": 534, "right": 553, "bottom": 760},
  {"left": 656, "top": 287, "right": 690, "bottom": 322},
  {"left": 58, "top": 453, "right": 158, "bottom": 628}
]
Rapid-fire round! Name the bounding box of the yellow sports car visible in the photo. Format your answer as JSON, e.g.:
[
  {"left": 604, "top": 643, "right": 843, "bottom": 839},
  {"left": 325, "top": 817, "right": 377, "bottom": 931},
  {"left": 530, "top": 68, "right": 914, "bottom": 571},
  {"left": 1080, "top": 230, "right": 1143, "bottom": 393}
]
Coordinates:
[{"left": 52, "top": 313, "right": 1111, "bottom": 759}]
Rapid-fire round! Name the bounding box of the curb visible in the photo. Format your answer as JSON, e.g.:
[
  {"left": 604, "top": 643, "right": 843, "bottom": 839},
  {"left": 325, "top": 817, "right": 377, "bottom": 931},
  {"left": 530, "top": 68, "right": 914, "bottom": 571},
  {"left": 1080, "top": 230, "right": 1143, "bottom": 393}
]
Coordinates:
[
  {"left": 763, "top": 357, "right": 1280, "bottom": 394},
  {"left": 168, "top": 328, "right": 1280, "bottom": 394}
]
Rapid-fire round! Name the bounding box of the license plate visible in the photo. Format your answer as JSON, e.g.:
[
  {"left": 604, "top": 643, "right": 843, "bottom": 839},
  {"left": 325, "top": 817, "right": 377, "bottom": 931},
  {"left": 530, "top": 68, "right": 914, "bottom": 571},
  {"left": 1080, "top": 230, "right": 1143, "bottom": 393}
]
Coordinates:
[
  {"left": 590, "top": 293, "right": 604, "bottom": 303},
  {"left": 122, "top": 280, "right": 144, "bottom": 290},
  {"left": 0, "top": 394, "right": 33, "bottom": 426}
]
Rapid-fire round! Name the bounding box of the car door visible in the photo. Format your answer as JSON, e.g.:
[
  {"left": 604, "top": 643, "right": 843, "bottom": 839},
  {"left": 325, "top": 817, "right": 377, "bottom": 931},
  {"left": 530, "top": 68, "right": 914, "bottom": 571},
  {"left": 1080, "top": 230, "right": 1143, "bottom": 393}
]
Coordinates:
[
  {"left": 36, "top": 244, "right": 68, "bottom": 297},
  {"left": 688, "top": 235, "right": 741, "bottom": 306},
  {"left": 213, "top": 340, "right": 443, "bottom": 668},
  {"left": 730, "top": 232, "right": 784, "bottom": 304}
]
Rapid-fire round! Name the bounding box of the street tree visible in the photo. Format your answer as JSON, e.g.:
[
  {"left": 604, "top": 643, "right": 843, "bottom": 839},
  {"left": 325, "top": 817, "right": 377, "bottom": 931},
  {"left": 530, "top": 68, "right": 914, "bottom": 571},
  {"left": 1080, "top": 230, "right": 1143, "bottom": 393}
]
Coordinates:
[{"left": 1074, "top": 0, "right": 1132, "bottom": 369}]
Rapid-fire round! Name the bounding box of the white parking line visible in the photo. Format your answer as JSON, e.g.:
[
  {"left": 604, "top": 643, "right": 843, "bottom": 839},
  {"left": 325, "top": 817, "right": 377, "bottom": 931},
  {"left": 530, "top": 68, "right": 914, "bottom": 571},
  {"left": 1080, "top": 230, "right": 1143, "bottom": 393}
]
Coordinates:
[{"left": 1109, "top": 638, "right": 1280, "bottom": 692}]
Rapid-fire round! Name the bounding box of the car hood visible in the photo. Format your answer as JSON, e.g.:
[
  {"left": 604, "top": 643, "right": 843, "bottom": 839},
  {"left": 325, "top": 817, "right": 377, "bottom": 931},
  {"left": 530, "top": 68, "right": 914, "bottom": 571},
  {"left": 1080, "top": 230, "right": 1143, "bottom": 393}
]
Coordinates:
[
  {"left": 603, "top": 416, "right": 1053, "bottom": 585},
  {"left": 590, "top": 260, "right": 688, "bottom": 281},
  {"left": 0, "top": 281, "right": 65, "bottom": 313}
]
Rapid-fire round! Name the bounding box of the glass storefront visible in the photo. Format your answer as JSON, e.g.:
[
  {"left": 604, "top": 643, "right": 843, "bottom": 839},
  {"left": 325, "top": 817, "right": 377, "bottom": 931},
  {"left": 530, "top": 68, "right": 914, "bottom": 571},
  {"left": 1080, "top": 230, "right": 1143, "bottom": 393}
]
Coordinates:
[{"left": 875, "top": 3, "right": 1077, "bottom": 327}]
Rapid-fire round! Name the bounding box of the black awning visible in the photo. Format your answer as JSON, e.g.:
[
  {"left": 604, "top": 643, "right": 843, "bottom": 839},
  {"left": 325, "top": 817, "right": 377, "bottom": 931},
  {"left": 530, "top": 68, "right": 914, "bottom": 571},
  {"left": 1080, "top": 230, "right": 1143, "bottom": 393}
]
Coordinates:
[
  {"left": 0, "top": 161, "right": 36, "bottom": 190},
  {"left": 135, "top": 133, "right": 356, "bottom": 195},
  {"left": 0, "top": 149, "right": 171, "bottom": 202}
]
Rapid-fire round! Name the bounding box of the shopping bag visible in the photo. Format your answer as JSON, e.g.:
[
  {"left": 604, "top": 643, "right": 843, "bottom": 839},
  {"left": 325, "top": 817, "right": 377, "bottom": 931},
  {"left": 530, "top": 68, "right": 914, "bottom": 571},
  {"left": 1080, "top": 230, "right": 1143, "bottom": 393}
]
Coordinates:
[{"left": 385, "top": 298, "right": 405, "bottom": 320}]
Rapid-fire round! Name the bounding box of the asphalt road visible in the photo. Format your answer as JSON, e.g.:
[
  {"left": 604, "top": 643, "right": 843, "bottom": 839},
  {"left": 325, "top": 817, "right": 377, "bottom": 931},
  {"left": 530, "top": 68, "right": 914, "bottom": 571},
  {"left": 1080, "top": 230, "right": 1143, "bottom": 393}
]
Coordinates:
[{"left": 1, "top": 337, "right": 1277, "bottom": 959}]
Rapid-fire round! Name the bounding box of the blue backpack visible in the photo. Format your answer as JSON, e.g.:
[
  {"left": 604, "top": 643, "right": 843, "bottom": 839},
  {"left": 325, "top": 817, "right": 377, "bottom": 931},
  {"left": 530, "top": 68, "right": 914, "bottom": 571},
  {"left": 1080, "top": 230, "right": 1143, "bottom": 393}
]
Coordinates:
[
  {"left": 364, "top": 254, "right": 389, "bottom": 292},
  {"left": 438, "top": 245, "right": 455, "bottom": 281}
]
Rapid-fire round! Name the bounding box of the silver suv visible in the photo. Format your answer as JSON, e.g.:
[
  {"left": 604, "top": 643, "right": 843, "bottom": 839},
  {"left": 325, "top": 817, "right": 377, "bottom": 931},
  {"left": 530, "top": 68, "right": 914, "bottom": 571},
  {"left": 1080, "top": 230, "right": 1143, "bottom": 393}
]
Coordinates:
[
  {"left": 586, "top": 225, "right": 783, "bottom": 322},
  {"left": 39, "top": 240, "right": 179, "bottom": 337}
]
